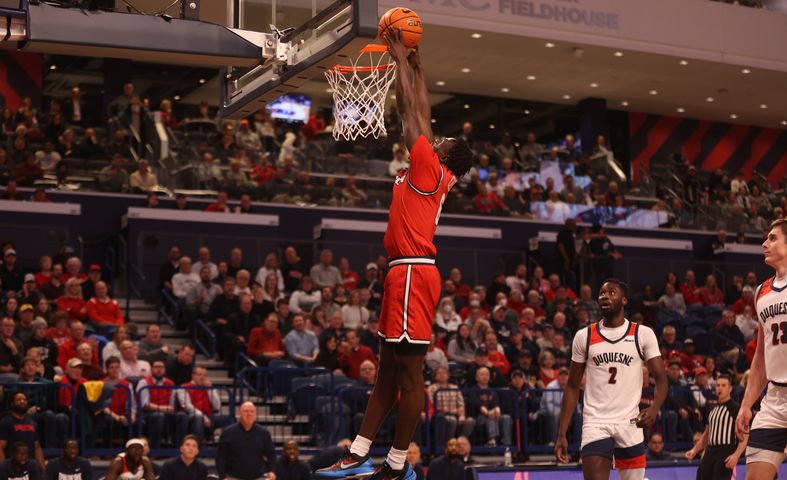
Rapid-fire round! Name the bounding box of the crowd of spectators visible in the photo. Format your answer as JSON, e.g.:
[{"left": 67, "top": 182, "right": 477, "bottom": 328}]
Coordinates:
[{"left": 2, "top": 86, "right": 785, "bottom": 234}]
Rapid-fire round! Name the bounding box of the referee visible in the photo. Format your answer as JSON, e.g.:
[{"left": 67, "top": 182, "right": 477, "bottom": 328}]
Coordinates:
[{"left": 685, "top": 374, "right": 748, "bottom": 480}]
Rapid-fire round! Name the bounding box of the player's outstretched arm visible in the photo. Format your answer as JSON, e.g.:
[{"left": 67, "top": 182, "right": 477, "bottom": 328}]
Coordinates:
[
  {"left": 555, "top": 360, "right": 585, "bottom": 464},
  {"left": 737, "top": 323, "right": 767, "bottom": 441},
  {"left": 637, "top": 357, "right": 667, "bottom": 428},
  {"left": 383, "top": 29, "right": 431, "bottom": 151}
]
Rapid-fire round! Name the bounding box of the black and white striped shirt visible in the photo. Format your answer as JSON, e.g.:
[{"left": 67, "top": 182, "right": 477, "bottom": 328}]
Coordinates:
[{"left": 707, "top": 400, "right": 739, "bottom": 446}]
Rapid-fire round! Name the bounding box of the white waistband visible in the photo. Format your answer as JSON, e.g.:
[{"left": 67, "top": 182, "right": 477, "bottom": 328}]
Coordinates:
[{"left": 388, "top": 257, "right": 436, "bottom": 267}]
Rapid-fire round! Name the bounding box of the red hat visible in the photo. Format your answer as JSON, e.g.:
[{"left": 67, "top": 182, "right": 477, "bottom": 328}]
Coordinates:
[
  {"left": 89, "top": 263, "right": 101, "bottom": 271},
  {"left": 694, "top": 367, "right": 708, "bottom": 376}
]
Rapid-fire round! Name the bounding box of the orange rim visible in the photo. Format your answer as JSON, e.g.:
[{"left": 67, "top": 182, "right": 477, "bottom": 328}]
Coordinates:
[{"left": 328, "top": 44, "right": 394, "bottom": 73}]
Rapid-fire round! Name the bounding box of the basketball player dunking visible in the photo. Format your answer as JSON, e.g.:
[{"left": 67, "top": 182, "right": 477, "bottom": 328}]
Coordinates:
[
  {"left": 736, "top": 218, "right": 787, "bottom": 479},
  {"left": 317, "top": 29, "right": 473, "bottom": 480},
  {"left": 556, "top": 279, "right": 668, "bottom": 480}
]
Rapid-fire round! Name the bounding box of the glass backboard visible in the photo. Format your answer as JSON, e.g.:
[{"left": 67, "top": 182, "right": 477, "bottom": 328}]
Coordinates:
[{"left": 220, "top": 0, "right": 378, "bottom": 119}]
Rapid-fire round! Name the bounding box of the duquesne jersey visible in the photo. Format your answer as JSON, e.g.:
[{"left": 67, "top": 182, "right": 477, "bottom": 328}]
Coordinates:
[
  {"left": 755, "top": 276, "right": 787, "bottom": 384},
  {"left": 571, "top": 319, "right": 660, "bottom": 424},
  {"left": 384, "top": 135, "right": 456, "bottom": 259}
]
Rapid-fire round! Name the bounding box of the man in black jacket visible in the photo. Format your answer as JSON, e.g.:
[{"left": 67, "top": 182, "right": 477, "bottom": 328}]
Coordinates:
[
  {"left": 427, "top": 438, "right": 467, "bottom": 480},
  {"left": 217, "top": 402, "right": 276, "bottom": 480},
  {"left": 224, "top": 294, "right": 260, "bottom": 372},
  {"left": 208, "top": 277, "right": 239, "bottom": 361}
]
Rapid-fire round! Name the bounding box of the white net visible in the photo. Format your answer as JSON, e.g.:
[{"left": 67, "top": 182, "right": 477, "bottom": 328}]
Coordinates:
[{"left": 325, "top": 45, "right": 397, "bottom": 142}]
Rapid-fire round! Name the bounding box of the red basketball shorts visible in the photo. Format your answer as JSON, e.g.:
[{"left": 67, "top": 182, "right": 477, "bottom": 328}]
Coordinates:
[{"left": 378, "top": 257, "right": 441, "bottom": 345}]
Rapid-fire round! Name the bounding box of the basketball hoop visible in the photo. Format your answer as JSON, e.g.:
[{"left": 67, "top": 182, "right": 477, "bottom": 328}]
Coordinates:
[{"left": 325, "top": 44, "right": 396, "bottom": 141}]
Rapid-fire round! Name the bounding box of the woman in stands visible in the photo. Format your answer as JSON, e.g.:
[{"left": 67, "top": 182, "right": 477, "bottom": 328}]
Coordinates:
[
  {"left": 315, "top": 333, "right": 341, "bottom": 373},
  {"left": 1, "top": 296, "right": 18, "bottom": 320},
  {"left": 447, "top": 323, "right": 476, "bottom": 369},
  {"left": 56, "top": 278, "right": 87, "bottom": 322}
]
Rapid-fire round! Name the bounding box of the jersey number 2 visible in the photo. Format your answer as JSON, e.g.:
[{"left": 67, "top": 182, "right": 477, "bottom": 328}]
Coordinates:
[
  {"left": 771, "top": 321, "right": 787, "bottom": 345},
  {"left": 608, "top": 367, "right": 618, "bottom": 384},
  {"left": 435, "top": 193, "right": 446, "bottom": 226}
]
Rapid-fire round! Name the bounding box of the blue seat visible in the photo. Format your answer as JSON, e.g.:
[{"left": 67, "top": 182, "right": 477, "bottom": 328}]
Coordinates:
[{"left": 290, "top": 384, "right": 328, "bottom": 416}]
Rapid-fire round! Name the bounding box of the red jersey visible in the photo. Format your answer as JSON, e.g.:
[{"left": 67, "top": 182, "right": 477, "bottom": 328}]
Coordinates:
[{"left": 384, "top": 136, "right": 456, "bottom": 259}]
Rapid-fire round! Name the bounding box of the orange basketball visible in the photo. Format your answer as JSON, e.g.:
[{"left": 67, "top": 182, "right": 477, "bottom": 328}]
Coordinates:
[{"left": 378, "top": 7, "right": 422, "bottom": 48}]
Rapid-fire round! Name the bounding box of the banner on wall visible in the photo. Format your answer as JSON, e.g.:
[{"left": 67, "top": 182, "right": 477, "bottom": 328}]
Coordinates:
[{"left": 628, "top": 112, "right": 787, "bottom": 185}]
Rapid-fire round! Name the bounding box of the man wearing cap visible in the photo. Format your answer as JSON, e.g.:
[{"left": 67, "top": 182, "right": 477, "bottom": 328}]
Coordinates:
[
  {"left": 14, "top": 304, "right": 36, "bottom": 345},
  {"left": 0, "top": 392, "right": 46, "bottom": 470},
  {"left": 105, "top": 438, "right": 156, "bottom": 480},
  {"left": 465, "top": 347, "right": 506, "bottom": 388},
  {"left": 357, "top": 263, "right": 383, "bottom": 308},
  {"left": 678, "top": 338, "right": 703, "bottom": 373},
  {"left": 17, "top": 274, "right": 40, "bottom": 308},
  {"left": 81, "top": 263, "right": 103, "bottom": 300},
  {"left": 57, "top": 358, "right": 86, "bottom": 412},
  {"left": 1, "top": 248, "right": 24, "bottom": 293},
  {"left": 86, "top": 281, "right": 124, "bottom": 335},
  {"left": 359, "top": 316, "right": 380, "bottom": 356}
]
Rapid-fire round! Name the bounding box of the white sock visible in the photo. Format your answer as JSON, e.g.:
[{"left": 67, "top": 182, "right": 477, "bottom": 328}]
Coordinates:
[
  {"left": 386, "top": 447, "right": 408, "bottom": 471},
  {"left": 350, "top": 436, "right": 372, "bottom": 458},
  {"left": 618, "top": 468, "right": 645, "bottom": 480}
]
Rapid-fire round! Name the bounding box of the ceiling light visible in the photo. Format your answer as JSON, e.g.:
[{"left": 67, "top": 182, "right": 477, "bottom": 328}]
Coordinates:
[
  {"left": 760, "top": 104, "right": 768, "bottom": 109},
  {"left": 614, "top": 51, "right": 624, "bottom": 57},
  {"left": 730, "top": 114, "right": 738, "bottom": 119},
  {"left": 326, "top": 88, "right": 334, "bottom": 93},
  {"left": 489, "top": 124, "right": 496, "bottom": 129},
  {"left": 590, "top": 82, "right": 599, "bottom": 88},
  {"left": 649, "top": 90, "right": 658, "bottom": 96},
  {"left": 173, "top": 95, "right": 181, "bottom": 101},
  {"left": 706, "top": 97, "right": 714, "bottom": 103},
  {"left": 49, "top": 65, "right": 57, "bottom": 71},
  {"left": 461, "top": 67, "right": 471, "bottom": 73},
  {"left": 679, "top": 60, "right": 689, "bottom": 66},
  {"left": 782, "top": 120, "right": 787, "bottom": 126},
  {"left": 431, "top": 118, "right": 436, "bottom": 123},
  {"left": 621, "top": 101, "right": 629, "bottom": 106},
  {"left": 562, "top": 94, "right": 571, "bottom": 100},
  {"left": 435, "top": 80, "right": 445, "bottom": 86},
  {"left": 524, "top": 109, "right": 531, "bottom": 115},
  {"left": 389, "top": 94, "right": 396, "bottom": 100},
  {"left": 463, "top": 104, "right": 470, "bottom": 109},
  {"left": 526, "top": 75, "right": 536, "bottom": 81},
  {"left": 545, "top": 42, "right": 555, "bottom": 48},
  {"left": 501, "top": 87, "right": 510, "bottom": 93},
  {"left": 471, "top": 33, "right": 482, "bottom": 39},
  {"left": 199, "top": 78, "right": 206, "bottom": 84},
  {"left": 676, "top": 107, "right": 685, "bottom": 113},
  {"left": 741, "top": 68, "right": 751, "bottom": 75}
]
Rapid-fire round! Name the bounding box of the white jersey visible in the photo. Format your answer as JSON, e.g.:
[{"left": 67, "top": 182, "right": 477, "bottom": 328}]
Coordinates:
[
  {"left": 755, "top": 277, "right": 787, "bottom": 384},
  {"left": 572, "top": 319, "right": 660, "bottom": 424}
]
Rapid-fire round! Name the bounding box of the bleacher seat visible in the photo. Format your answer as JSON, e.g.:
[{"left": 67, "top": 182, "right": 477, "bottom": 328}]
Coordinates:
[{"left": 366, "top": 159, "right": 389, "bottom": 177}]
